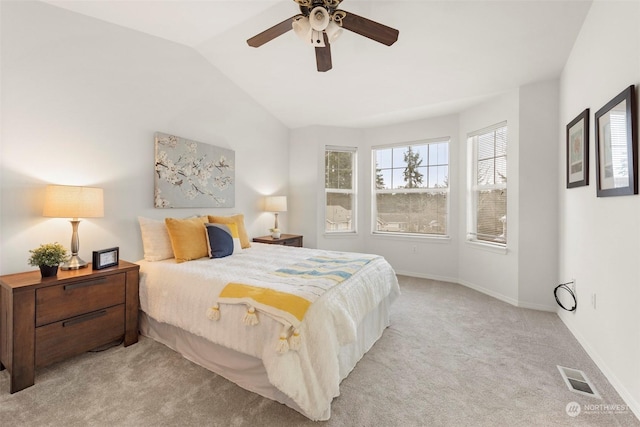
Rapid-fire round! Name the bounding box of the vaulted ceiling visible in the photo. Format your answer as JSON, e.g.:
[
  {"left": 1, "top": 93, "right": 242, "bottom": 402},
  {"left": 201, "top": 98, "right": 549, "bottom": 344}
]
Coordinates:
[{"left": 43, "top": 0, "right": 592, "bottom": 128}]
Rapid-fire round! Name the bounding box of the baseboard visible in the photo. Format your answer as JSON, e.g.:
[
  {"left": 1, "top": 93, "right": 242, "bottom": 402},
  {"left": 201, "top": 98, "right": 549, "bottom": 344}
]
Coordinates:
[
  {"left": 393, "top": 269, "right": 457, "bottom": 284},
  {"left": 515, "top": 300, "right": 556, "bottom": 312},
  {"left": 558, "top": 315, "right": 640, "bottom": 421},
  {"left": 397, "top": 272, "right": 510, "bottom": 302},
  {"left": 396, "top": 271, "right": 556, "bottom": 312},
  {"left": 456, "top": 278, "right": 519, "bottom": 306}
]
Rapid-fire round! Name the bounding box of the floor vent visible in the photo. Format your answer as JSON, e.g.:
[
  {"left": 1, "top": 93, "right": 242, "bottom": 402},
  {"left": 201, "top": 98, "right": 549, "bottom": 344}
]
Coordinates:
[{"left": 557, "top": 365, "right": 601, "bottom": 399}]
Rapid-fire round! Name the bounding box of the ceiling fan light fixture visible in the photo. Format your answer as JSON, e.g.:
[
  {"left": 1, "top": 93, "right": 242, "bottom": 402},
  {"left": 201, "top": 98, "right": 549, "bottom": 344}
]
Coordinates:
[
  {"left": 292, "top": 16, "right": 312, "bottom": 42},
  {"left": 309, "top": 6, "right": 330, "bottom": 31},
  {"left": 247, "top": 1, "right": 399, "bottom": 71},
  {"left": 325, "top": 20, "right": 343, "bottom": 43}
]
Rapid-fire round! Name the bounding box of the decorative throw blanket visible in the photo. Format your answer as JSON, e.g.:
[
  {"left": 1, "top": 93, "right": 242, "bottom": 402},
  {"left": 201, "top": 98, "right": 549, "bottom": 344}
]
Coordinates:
[{"left": 207, "top": 255, "right": 378, "bottom": 353}]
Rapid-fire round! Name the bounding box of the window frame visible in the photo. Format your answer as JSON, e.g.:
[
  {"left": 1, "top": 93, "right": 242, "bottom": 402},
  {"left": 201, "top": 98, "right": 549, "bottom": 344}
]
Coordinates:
[
  {"left": 324, "top": 145, "right": 357, "bottom": 234},
  {"left": 371, "top": 138, "right": 451, "bottom": 239},
  {"left": 467, "top": 122, "right": 508, "bottom": 247}
]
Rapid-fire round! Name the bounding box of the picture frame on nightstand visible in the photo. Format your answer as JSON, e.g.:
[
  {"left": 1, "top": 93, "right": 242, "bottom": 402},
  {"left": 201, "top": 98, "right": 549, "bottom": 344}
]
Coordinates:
[{"left": 92, "top": 247, "right": 119, "bottom": 270}]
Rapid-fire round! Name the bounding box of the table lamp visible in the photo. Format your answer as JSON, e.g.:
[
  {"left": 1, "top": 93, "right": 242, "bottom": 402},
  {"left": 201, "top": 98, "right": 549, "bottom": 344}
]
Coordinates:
[
  {"left": 43, "top": 185, "right": 104, "bottom": 270},
  {"left": 264, "top": 196, "right": 287, "bottom": 230}
]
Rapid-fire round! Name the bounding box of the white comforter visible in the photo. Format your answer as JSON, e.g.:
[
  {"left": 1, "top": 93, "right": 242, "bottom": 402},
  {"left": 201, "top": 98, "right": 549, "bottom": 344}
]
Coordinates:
[{"left": 137, "top": 243, "right": 399, "bottom": 420}]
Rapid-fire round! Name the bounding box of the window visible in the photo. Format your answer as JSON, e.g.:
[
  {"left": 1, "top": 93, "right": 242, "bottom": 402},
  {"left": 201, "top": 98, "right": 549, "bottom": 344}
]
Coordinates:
[
  {"left": 467, "top": 123, "right": 507, "bottom": 245},
  {"left": 325, "top": 146, "right": 356, "bottom": 233},
  {"left": 373, "top": 139, "right": 449, "bottom": 236}
]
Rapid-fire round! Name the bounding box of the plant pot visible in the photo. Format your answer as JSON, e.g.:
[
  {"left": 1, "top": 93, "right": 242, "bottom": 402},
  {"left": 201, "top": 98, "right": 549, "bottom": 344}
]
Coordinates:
[
  {"left": 271, "top": 231, "right": 281, "bottom": 239},
  {"left": 39, "top": 265, "right": 59, "bottom": 277}
]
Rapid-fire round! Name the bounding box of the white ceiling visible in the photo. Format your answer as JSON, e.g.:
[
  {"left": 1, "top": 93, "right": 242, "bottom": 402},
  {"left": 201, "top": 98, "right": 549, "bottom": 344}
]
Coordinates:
[{"left": 43, "top": 0, "right": 592, "bottom": 129}]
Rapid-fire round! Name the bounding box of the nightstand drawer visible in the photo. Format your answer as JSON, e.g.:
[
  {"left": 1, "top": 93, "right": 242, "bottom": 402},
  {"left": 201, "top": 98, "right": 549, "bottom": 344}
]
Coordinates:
[
  {"left": 35, "top": 273, "right": 126, "bottom": 326},
  {"left": 282, "top": 237, "right": 302, "bottom": 247},
  {"left": 35, "top": 304, "right": 125, "bottom": 368}
]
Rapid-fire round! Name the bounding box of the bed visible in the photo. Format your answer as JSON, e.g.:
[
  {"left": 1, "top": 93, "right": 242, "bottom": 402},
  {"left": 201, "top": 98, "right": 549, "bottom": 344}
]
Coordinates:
[{"left": 136, "top": 217, "right": 400, "bottom": 420}]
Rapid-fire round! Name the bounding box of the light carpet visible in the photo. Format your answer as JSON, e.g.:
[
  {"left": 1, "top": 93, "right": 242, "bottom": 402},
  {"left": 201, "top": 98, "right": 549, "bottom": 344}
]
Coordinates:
[{"left": 1, "top": 275, "right": 638, "bottom": 426}]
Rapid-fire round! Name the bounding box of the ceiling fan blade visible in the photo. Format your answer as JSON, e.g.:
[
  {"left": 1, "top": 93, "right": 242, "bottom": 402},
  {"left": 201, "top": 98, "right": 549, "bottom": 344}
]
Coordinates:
[
  {"left": 247, "top": 15, "right": 297, "bottom": 48},
  {"left": 315, "top": 33, "right": 332, "bottom": 72},
  {"left": 340, "top": 10, "right": 399, "bottom": 46}
]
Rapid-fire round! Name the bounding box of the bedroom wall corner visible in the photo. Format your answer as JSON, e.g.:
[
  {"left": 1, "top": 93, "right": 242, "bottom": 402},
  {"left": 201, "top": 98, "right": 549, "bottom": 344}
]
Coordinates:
[
  {"left": 517, "top": 79, "right": 559, "bottom": 311},
  {"left": 289, "top": 126, "right": 322, "bottom": 249}
]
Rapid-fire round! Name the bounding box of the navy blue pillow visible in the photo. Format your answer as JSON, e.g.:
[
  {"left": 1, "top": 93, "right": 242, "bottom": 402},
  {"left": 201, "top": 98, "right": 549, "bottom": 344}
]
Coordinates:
[{"left": 205, "top": 223, "right": 234, "bottom": 258}]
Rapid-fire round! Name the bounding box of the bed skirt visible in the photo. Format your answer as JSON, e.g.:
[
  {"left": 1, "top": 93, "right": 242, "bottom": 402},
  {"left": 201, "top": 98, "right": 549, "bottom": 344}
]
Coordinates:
[{"left": 139, "top": 293, "right": 393, "bottom": 420}]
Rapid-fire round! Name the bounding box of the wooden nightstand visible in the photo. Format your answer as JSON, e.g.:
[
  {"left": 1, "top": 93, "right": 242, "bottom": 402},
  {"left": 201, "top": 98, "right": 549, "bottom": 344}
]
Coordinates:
[
  {"left": 0, "top": 260, "right": 140, "bottom": 393},
  {"left": 253, "top": 234, "right": 303, "bottom": 247}
]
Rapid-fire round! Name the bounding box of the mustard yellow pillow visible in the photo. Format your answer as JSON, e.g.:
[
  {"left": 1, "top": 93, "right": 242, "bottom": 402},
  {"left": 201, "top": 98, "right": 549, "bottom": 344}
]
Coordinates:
[
  {"left": 208, "top": 214, "right": 251, "bottom": 249},
  {"left": 165, "top": 216, "right": 209, "bottom": 263}
]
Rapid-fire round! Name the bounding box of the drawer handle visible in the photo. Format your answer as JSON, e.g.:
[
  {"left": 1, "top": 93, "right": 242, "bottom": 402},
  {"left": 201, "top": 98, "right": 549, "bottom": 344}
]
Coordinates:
[
  {"left": 62, "top": 310, "right": 107, "bottom": 327},
  {"left": 64, "top": 277, "right": 107, "bottom": 291}
]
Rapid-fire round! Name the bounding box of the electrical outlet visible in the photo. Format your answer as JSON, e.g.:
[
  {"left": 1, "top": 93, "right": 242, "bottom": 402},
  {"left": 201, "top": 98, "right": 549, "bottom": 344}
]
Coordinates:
[
  {"left": 591, "top": 293, "right": 597, "bottom": 309},
  {"left": 412, "top": 245, "right": 418, "bottom": 253}
]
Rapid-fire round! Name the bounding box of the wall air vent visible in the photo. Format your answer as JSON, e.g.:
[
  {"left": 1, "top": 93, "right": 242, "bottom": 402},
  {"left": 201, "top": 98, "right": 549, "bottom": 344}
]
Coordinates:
[{"left": 557, "top": 365, "right": 601, "bottom": 399}]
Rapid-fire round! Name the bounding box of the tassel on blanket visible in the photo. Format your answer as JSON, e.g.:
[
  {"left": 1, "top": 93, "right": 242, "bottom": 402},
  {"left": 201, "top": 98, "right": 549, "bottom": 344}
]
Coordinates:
[
  {"left": 206, "top": 304, "right": 220, "bottom": 321},
  {"left": 276, "top": 332, "right": 290, "bottom": 354},
  {"left": 243, "top": 306, "right": 259, "bottom": 326},
  {"left": 289, "top": 328, "right": 301, "bottom": 351},
  {"left": 276, "top": 325, "right": 291, "bottom": 354}
]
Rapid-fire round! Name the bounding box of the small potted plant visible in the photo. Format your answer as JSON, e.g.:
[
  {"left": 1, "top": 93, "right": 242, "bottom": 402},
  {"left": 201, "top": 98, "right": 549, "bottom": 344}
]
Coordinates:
[
  {"left": 28, "top": 242, "right": 69, "bottom": 277},
  {"left": 270, "top": 228, "right": 281, "bottom": 239}
]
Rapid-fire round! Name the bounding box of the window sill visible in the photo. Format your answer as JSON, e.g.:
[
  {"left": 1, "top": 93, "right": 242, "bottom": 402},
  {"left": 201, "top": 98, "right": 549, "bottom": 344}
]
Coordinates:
[
  {"left": 465, "top": 240, "right": 508, "bottom": 254},
  {"left": 371, "top": 232, "right": 451, "bottom": 243},
  {"left": 323, "top": 231, "right": 358, "bottom": 238}
]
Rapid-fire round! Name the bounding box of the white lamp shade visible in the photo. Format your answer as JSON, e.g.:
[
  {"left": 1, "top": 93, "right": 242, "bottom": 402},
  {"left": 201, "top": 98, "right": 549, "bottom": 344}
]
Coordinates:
[
  {"left": 309, "top": 6, "right": 330, "bottom": 31},
  {"left": 292, "top": 16, "right": 311, "bottom": 43},
  {"left": 264, "top": 196, "right": 287, "bottom": 212},
  {"left": 43, "top": 185, "right": 104, "bottom": 219},
  {"left": 325, "top": 20, "right": 343, "bottom": 43}
]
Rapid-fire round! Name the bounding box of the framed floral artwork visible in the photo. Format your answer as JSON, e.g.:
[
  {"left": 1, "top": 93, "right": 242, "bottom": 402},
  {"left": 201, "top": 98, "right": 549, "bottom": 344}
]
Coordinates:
[
  {"left": 154, "top": 132, "right": 235, "bottom": 208},
  {"left": 595, "top": 85, "right": 638, "bottom": 197},
  {"left": 566, "top": 109, "right": 589, "bottom": 188}
]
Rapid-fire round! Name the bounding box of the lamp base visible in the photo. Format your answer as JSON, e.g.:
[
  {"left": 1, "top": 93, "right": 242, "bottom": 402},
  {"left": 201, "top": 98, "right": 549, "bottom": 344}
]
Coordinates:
[{"left": 60, "top": 255, "right": 88, "bottom": 270}]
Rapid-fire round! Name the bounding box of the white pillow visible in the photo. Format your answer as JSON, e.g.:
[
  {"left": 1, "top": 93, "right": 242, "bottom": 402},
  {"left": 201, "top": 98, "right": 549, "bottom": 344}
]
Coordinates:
[{"left": 138, "top": 216, "right": 174, "bottom": 261}]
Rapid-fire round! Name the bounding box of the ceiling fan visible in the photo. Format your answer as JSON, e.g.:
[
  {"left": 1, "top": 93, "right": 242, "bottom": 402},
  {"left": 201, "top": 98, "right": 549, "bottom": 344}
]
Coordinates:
[{"left": 247, "top": 0, "right": 399, "bottom": 72}]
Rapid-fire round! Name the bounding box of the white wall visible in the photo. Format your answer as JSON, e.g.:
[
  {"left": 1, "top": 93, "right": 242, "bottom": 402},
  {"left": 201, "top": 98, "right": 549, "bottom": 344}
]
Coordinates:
[
  {"left": 558, "top": 0, "right": 640, "bottom": 417},
  {"left": 518, "top": 80, "right": 560, "bottom": 310},
  {"left": 0, "top": 1, "right": 289, "bottom": 275},
  {"left": 457, "top": 90, "right": 521, "bottom": 305}
]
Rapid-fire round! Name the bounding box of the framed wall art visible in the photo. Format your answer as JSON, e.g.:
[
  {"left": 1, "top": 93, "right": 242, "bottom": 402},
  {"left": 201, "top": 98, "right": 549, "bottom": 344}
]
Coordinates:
[
  {"left": 594, "top": 85, "right": 638, "bottom": 197},
  {"left": 154, "top": 132, "right": 235, "bottom": 208},
  {"left": 566, "top": 109, "right": 589, "bottom": 188}
]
